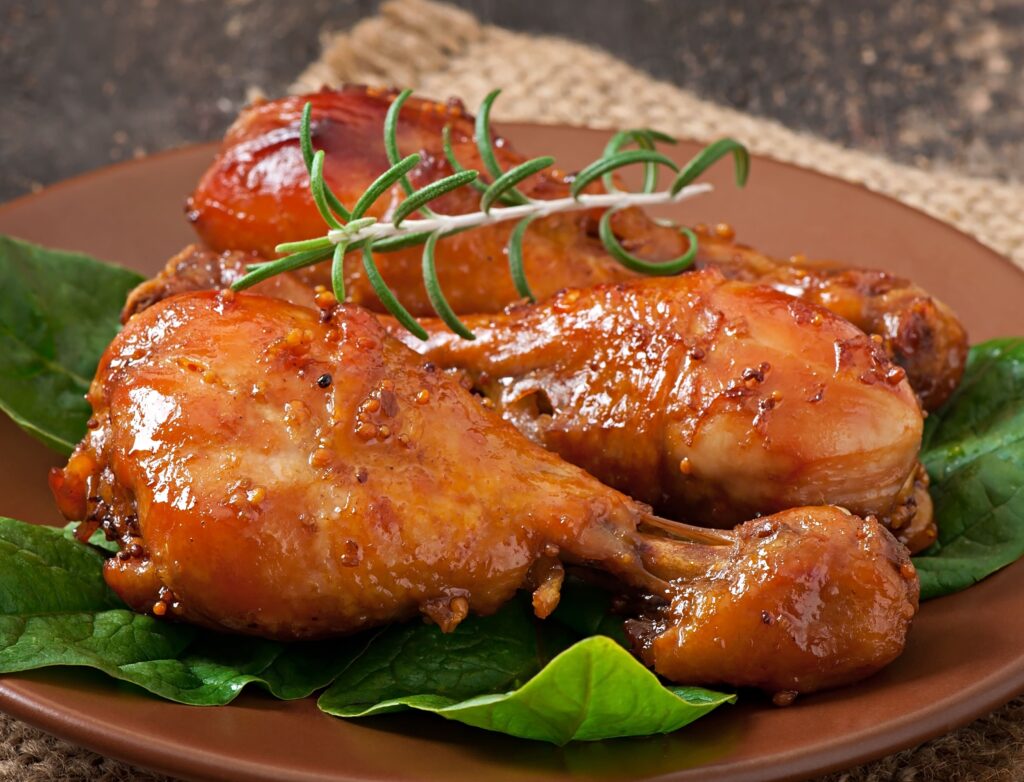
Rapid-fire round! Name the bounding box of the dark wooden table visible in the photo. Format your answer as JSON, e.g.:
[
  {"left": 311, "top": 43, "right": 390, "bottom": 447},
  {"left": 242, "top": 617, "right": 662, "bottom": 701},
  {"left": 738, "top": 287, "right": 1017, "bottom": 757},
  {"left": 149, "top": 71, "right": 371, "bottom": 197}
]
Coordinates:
[{"left": 1, "top": 0, "right": 1021, "bottom": 202}]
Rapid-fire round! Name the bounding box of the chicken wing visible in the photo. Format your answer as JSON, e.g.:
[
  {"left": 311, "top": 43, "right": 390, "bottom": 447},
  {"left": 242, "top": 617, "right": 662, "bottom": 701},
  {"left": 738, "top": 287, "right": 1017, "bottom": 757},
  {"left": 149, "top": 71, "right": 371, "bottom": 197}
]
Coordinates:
[
  {"left": 186, "top": 86, "right": 966, "bottom": 408},
  {"left": 50, "top": 291, "right": 917, "bottom": 694},
  {"left": 391, "top": 271, "right": 934, "bottom": 549}
]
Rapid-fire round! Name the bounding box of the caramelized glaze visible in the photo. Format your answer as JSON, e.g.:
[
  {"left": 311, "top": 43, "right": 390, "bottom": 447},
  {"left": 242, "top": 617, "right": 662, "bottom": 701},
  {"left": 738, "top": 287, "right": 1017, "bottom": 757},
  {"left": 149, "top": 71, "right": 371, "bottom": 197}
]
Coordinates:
[
  {"left": 393, "top": 272, "right": 932, "bottom": 546},
  {"left": 633, "top": 506, "right": 919, "bottom": 695},
  {"left": 51, "top": 292, "right": 917, "bottom": 695},
  {"left": 693, "top": 227, "right": 968, "bottom": 410},
  {"left": 186, "top": 86, "right": 967, "bottom": 408}
]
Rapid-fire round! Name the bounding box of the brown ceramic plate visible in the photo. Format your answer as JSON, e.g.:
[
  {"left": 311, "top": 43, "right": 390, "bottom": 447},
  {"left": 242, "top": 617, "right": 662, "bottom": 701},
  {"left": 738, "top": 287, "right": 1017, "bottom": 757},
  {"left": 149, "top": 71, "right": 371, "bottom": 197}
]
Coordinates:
[{"left": 0, "top": 124, "right": 1022, "bottom": 782}]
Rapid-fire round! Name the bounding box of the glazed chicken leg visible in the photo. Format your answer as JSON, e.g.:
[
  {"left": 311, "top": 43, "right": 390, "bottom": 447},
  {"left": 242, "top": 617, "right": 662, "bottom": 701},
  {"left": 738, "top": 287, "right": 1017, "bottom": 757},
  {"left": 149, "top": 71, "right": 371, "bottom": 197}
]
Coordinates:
[
  {"left": 186, "top": 85, "right": 967, "bottom": 408},
  {"left": 392, "top": 271, "right": 934, "bottom": 550},
  {"left": 51, "top": 291, "right": 917, "bottom": 695},
  {"left": 121, "top": 253, "right": 935, "bottom": 548},
  {"left": 186, "top": 87, "right": 650, "bottom": 313}
]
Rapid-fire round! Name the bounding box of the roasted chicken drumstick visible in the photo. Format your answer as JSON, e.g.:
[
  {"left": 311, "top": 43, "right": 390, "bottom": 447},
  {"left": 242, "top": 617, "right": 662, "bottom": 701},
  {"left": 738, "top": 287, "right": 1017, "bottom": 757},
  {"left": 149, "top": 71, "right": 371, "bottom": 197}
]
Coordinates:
[
  {"left": 51, "top": 291, "right": 917, "bottom": 695},
  {"left": 186, "top": 86, "right": 967, "bottom": 408},
  {"left": 123, "top": 256, "right": 934, "bottom": 548},
  {"left": 393, "top": 271, "right": 934, "bottom": 549}
]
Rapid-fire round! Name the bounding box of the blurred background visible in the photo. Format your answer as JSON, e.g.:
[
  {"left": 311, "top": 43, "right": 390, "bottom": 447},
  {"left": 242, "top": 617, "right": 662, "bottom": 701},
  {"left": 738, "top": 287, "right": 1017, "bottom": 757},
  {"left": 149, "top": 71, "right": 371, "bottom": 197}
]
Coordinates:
[{"left": 1, "top": 0, "right": 1022, "bottom": 201}]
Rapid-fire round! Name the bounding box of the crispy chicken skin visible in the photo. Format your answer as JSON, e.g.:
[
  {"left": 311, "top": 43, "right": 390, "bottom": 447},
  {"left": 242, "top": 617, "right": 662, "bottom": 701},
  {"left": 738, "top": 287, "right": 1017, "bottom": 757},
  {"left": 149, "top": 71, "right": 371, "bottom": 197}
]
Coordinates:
[
  {"left": 392, "top": 271, "right": 933, "bottom": 547},
  {"left": 51, "top": 291, "right": 917, "bottom": 694},
  {"left": 186, "top": 86, "right": 966, "bottom": 408}
]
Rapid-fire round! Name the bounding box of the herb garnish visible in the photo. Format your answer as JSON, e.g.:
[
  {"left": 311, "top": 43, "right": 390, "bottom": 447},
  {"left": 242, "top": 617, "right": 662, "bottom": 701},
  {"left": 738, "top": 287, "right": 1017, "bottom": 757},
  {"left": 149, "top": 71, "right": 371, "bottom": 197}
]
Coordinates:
[{"left": 230, "top": 89, "right": 749, "bottom": 340}]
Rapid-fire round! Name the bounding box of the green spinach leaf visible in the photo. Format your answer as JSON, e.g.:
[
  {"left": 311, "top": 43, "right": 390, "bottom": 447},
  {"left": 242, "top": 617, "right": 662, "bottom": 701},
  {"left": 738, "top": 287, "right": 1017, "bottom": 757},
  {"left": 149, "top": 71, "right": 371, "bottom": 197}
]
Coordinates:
[
  {"left": 0, "top": 517, "right": 121, "bottom": 613},
  {"left": 318, "top": 599, "right": 732, "bottom": 744},
  {"left": 0, "top": 234, "right": 144, "bottom": 453},
  {"left": 320, "top": 627, "right": 732, "bottom": 744},
  {"left": 62, "top": 521, "right": 120, "bottom": 554},
  {"left": 550, "top": 575, "right": 629, "bottom": 645},
  {"left": 916, "top": 339, "right": 1024, "bottom": 598},
  {"left": 0, "top": 518, "right": 367, "bottom": 704},
  {"left": 319, "top": 598, "right": 547, "bottom": 717}
]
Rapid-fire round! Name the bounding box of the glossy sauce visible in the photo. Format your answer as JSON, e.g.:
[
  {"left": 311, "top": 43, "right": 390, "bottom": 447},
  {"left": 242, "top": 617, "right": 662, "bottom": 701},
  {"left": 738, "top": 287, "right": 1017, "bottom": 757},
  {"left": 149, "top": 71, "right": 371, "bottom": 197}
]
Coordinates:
[
  {"left": 50, "top": 292, "right": 919, "bottom": 695},
  {"left": 395, "top": 271, "right": 932, "bottom": 545},
  {"left": 186, "top": 86, "right": 967, "bottom": 408}
]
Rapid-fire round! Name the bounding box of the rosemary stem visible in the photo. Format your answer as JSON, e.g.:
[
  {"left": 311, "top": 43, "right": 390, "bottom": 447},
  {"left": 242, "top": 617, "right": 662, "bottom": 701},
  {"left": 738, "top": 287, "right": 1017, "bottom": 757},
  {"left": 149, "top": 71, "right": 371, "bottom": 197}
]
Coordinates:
[{"left": 325, "top": 183, "right": 714, "bottom": 247}]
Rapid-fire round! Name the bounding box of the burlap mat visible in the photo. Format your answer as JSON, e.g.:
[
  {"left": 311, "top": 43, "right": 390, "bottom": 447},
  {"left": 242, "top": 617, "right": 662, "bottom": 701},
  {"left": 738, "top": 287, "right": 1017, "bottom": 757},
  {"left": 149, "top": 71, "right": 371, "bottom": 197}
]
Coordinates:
[
  {"left": 4, "top": 1, "right": 1022, "bottom": 780},
  {"left": 296, "top": 0, "right": 1024, "bottom": 268}
]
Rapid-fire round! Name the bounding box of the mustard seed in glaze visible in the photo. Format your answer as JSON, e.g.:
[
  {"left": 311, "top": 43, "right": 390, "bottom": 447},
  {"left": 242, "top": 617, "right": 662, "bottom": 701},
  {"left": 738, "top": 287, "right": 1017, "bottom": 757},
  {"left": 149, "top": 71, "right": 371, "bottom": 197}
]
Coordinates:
[
  {"left": 355, "top": 421, "right": 378, "bottom": 440},
  {"left": 314, "top": 290, "right": 338, "bottom": 309}
]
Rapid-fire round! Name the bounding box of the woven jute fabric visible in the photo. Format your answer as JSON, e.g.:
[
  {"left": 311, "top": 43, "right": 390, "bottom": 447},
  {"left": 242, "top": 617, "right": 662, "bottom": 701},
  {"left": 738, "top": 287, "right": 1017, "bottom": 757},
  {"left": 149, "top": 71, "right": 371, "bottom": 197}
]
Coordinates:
[
  {"left": 4, "top": 2, "right": 1021, "bottom": 780},
  {"left": 296, "top": 0, "right": 1024, "bottom": 269}
]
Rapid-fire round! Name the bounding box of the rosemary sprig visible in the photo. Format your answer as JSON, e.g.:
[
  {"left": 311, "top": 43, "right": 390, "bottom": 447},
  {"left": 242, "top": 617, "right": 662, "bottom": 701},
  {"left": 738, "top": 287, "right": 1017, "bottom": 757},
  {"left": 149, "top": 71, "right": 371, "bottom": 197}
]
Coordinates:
[
  {"left": 384, "top": 89, "right": 419, "bottom": 200},
  {"left": 475, "top": 90, "right": 530, "bottom": 206},
  {"left": 508, "top": 214, "right": 539, "bottom": 302},
  {"left": 422, "top": 231, "right": 475, "bottom": 339},
  {"left": 232, "top": 90, "right": 750, "bottom": 340}
]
